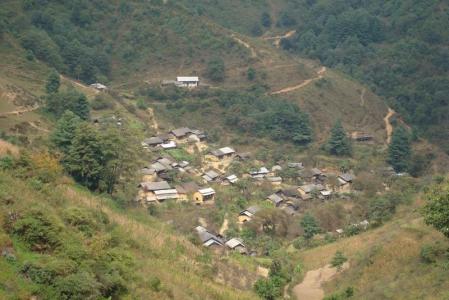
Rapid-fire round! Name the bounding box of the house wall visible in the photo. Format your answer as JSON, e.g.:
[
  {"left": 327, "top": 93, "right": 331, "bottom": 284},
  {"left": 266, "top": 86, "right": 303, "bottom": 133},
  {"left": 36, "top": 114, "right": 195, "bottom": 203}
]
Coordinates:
[
  {"left": 238, "top": 215, "right": 251, "bottom": 223},
  {"left": 193, "top": 192, "right": 204, "bottom": 204}
]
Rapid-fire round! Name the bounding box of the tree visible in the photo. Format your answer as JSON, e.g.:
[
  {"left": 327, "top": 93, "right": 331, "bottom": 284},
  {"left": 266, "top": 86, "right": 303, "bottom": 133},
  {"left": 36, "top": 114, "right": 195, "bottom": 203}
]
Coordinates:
[
  {"left": 51, "top": 111, "right": 82, "bottom": 154},
  {"left": 63, "top": 123, "right": 104, "bottom": 190},
  {"left": 300, "top": 213, "right": 321, "bottom": 240},
  {"left": 254, "top": 279, "right": 279, "bottom": 300},
  {"left": 206, "top": 57, "right": 225, "bottom": 82},
  {"left": 261, "top": 12, "right": 272, "bottom": 28},
  {"left": 46, "top": 70, "right": 60, "bottom": 94},
  {"left": 423, "top": 179, "right": 449, "bottom": 238},
  {"left": 251, "top": 23, "right": 263, "bottom": 37},
  {"left": 387, "top": 126, "right": 411, "bottom": 172},
  {"left": 247, "top": 67, "right": 256, "bottom": 81},
  {"left": 326, "top": 120, "right": 352, "bottom": 156},
  {"left": 45, "top": 90, "right": 90, "bottom": 120},
  {"left": 331, "top": 251, "right": 347, "bottom": 270}
]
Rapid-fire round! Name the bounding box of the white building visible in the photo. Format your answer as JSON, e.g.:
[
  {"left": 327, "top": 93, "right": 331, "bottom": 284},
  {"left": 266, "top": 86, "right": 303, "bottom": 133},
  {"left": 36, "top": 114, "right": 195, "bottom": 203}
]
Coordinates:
[{"left": 176, "top": 76, "right": 199, "bottom": 88}]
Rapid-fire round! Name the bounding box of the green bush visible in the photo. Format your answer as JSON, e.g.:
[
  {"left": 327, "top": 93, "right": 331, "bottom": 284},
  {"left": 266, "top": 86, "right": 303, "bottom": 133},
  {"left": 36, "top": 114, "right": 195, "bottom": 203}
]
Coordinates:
[
  {"left": 90, "top": 95, "right": 116, "bottom": 110},
  {"left": 13, "top": 209, "right": 62, "bottom": 252},
  {"left": 54, "top": 271, "right": 102, "bottom": 300}
]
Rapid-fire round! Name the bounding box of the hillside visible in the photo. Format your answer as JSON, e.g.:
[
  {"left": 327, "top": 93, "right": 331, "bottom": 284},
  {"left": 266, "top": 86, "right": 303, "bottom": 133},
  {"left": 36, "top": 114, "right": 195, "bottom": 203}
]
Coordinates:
[{"left": 1, "top": 1, "right": 449, "bottom": 300}]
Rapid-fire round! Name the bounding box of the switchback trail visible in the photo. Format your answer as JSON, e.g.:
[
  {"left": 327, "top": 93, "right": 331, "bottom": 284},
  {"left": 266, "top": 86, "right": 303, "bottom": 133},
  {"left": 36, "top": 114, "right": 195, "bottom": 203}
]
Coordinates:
[
  {"left": 270, "top": 66, "right": 326, "bottom": 95},
  {"left": 384, "top": 108, "right": 395, "bottom": 144},
  {"left": 231, "top": 34, "right": 257, "bottom": 58},
  {"left": 293, "top": 263, "right": 349, "bottom": 300},
  {"left": 263, "top": 30, "right": 296, "bottom": 47},
  {"left": 0, "top": 104, "right": 40, "bottom": 117},
  {"left": 360, "top": 88, "right": 366, "bottom": 107}
]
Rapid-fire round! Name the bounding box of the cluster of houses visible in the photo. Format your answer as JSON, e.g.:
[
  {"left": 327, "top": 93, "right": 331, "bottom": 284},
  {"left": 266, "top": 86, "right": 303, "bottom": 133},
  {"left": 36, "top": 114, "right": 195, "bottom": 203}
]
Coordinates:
[
  {"left": 137, "top": 179, "right": 216, "bottom": 205},
  {"left": 195, "top": 226, "right": 248, "bottom": 254},
  {"left": 142, "top": 127, "right": 206, "bottom": 151},
  {"left": 162, "top": 76, "right": 200, "bottom": 88}
]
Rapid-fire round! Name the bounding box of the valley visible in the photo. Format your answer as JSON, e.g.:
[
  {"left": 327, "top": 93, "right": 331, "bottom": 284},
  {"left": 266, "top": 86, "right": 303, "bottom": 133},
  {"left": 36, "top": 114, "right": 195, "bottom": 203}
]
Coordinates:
[{"left": 0, "top": 1, "right": 449, "bottom": 300}]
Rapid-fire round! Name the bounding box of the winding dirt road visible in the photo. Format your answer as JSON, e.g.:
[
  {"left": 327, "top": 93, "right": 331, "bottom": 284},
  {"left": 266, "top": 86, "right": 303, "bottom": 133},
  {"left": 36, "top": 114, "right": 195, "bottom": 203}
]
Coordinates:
[
  {"left": 263, "top": 30, "right": 296, "bottom": 47},
  {"left": 0, "top": 105, "right": 40, "bottom": 117},
  {"left": 270, "top": 66, "right": 326, "bottom": 95},
  {"left": 384, "top": 108, "right": 395, "bottom": 144},
  {"left": 293, "top": 262, "right": 349, "bottom": 300},
  {"left": 231, "top": 35, "right": 257, "bottom": 58}
]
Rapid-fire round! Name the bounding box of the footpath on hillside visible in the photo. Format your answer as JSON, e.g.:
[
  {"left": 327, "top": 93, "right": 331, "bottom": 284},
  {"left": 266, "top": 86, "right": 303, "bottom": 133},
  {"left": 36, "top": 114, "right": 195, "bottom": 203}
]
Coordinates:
[
  {"left": 293, "top": 262, "right": 349, "bottom": 300},
  {"left": 384, "top": 108, "right": 395, "bottom": 144},
  {"left": 263, "top": 30, "right": 296, "bottom": 47},
  {"left": 270, "top": 66, "right": 326, "bottom": 95}
]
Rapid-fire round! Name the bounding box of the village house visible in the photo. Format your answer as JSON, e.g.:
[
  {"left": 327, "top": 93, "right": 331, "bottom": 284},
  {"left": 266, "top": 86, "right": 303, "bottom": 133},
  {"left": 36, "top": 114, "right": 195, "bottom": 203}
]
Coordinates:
[
  {"left": 193, "top": 187, "right": 216, "bottom": 205},
  {"left": 170, "top": 127, "right": 192, "bottom": 141},
  {"left": 249, "top": 167, "right": 269, "bottom": 180},
  {"left": 266, "top": 176, "right": 282, "bottom": 185},
  {"left": 143, "top": 137, "right": 164, "bottom": 148},
  {"left": 138, "top": 181, "right": 176, "bottom": 204},
  {"left": 175, "top": 182, "right": 200, "bottom": 201},
  {"left": 176, "top": 76, "right": 200, "bottom": 88},
  {"left": 202, "top": 170, "right": 221, "bottom": 183},
  {"left": 236, "top": 152, "right": 251, "bottom": 161},
  {"left": 195, "top": 226, "right": 224, "bottom": 248},
  {"left": 298, "top": 183, "right": 325, "bottom": 198},
  {"left": 351, "top": 132, "right": 374, "bottom": 142},
  {"left": 338, "top": 173, "right": 355, "bottom": 192},
  {"left": 239, "top": 206, "right": 260, "bottom": 223},
  {"left": 225, "top": 238, "right": 247, "bottom": 254},
  {"left": 222, "top": 174, "right": 238, "bottom": 185},
  {"left": 211, "top": 147, "right": 236, "bottom": 160},
  {"left": 319, "top": 189, "right": 333, "bottom": 200},
  {"left": 90, "top": 83, "right": 107, "bottom": 91},
  {"left": 160, "top": 140, "right": 177, "bottom": 149},
  {"left": 189, "top": 129, "right": 207, "bottom": 142},
  {"left": 267, "top": 193, "right": 284, "bottom": 207},
  {"left": 148, "top": 157, "right": 174, "bottom": 175},
  {"left": 288, "top": 162, "right": 304, "bottom": 169}
]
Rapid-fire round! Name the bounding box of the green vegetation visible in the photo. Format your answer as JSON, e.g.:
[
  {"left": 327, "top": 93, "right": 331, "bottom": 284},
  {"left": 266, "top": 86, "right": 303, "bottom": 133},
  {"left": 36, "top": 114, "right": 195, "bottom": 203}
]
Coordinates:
[
  {"left": 206, "top": 57, "right": 226, "bottom": 82},
  {"left": 330, "top": 251, "right": 347, "bottom": 270},
  {"left": 387, "top": 126, "right": 411, "bottom": 172},
  {"left": 301, "top": 213, "right": 321, "bottom": 241},
  {"left": 423, "top": 178, "right": 449, "bottom": 238},
  {"left": 325, "top": 120, "right": 352, "bottom": 156},
  {"left": 45, "top": 70, "right": 60, "bottom": 94},
  {"left": 279, "top": 0, "right": 449, "bottom": 151}
]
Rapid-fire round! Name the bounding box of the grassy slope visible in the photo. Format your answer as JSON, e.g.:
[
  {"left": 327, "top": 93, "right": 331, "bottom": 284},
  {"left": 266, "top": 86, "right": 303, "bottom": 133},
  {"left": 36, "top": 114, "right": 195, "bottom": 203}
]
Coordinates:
[
  {"left": 293, "top": 199, "right": 449, "bottom": 299},
  {"left": 0, "top": 169, "right": 258, "bottom": 299}
]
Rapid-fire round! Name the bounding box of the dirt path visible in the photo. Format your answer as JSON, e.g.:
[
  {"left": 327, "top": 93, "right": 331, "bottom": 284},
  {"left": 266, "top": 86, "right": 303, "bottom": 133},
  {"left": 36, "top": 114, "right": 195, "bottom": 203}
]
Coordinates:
[
  {"left": 384, "top": 108, "right": 395, "bottom": 144},
  {"left": 360, "top": 88, "right": 366, "bottom": 107},
  {"left": 263, "top": 30, "right": 296, "bottom": 47},
  {"left": 60, "top": 75, "right": 99, "bottom": 96},
  {"left": 231, "top": 34, "right": 257, "bottom": 58},
  {"left": 198, "top": 217, "right": 208, "bottom": 228},
  {"left": 293, "top": 262, "right": 349, "bottom": 300},
  {"left": 270, "top": 66, "right": 326, "bottom": 95},
  {"left": 147, "top": 107, "right": 159, "bottom": 133},
  {"left": 0, "top": 104, "right": 40, "bottom": 117},
  {"left": 28, "top": 121, "right": 50, "bottom": 133},
  {"left": 219, "top": 216, "right": 229, "bottom": 235}
]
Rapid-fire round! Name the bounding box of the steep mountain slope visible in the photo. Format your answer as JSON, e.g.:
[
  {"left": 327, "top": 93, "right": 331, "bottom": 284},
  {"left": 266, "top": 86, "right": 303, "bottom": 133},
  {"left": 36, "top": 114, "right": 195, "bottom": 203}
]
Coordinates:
[{"left": 0, "top": 160, "right": 259, "bottom": 299}]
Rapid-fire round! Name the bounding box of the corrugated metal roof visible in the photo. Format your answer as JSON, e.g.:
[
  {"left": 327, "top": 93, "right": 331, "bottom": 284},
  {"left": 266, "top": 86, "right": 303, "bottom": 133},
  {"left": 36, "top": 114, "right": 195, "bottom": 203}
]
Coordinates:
[
  {"left": 199, "top": 188, "right": 215, "bottom": 196},
  {"left": 140, "top": 181, "right": 171, "bottom": 191},
  {"left": 225, "top": 238, "right": 244, "bottom": 249},
  {"left": 177, "top": 76, "right": 199, "bottom": 82}
]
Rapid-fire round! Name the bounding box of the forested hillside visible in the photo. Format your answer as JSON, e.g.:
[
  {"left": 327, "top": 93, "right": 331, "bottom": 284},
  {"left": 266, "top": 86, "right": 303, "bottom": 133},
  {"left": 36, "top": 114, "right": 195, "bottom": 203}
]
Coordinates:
[
  {"left": 1, "top": 1, "right": 449, "bottom": 300},
  {"left": 278, "top": 0, "right": 449, "bottom": 151},
  {"left": 179, "top": 0, "right": 449, "bottom": 152}
]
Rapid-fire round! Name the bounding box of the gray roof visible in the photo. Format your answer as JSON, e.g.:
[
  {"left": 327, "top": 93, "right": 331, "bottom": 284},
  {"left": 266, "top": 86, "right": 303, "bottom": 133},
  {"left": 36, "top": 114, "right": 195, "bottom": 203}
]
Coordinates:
[
  {"left": 204, "top": 170, "right": 220, "bottom": 180},
  {"left": 198, "top": 231, "right": 224, "bottom": 246},
  {"left": 288, "top": 162, "right": 304, "bottom": 169},
  {"left": 311, "top": 168, "right": 322, "bottom": 176},
  {"left": 176, "top": 182, "right": 200, "bottom": 194},
  {"left": 282, "top": 187, "right": 300, "bottom": 198},
  {"left": 339, "top": 173, "right": 354, "bottom": 182},
  {"left": 241, "top": 206, "right": 260, "bottom": 216},
  {"left": 144, "top": 137, "right": 163, "bottom": 145},
  {"left": 139, "top": 181, "right": 171, "bottom": 191},
  {"left": 171, "top": 127, "right": 191, "bottom": 137},
  {"left": 268, "top": 194, "right": 284, "bottom": 205}
]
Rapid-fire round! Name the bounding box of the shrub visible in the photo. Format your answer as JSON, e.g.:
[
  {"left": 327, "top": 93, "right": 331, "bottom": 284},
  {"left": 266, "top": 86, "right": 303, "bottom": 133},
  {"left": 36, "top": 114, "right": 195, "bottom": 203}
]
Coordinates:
[
  {"left": 420, "top": 244, "right": 438, "bottom": 264},
  {"left": 136, "top": 98, "right": 148, "bottom": 110},
  {"left": 13, "top": 209, "right": 62, "bottom": 252},
  {"left": 331, "top": 251, "right": 347, "bottom": 270},
  {"left": 90, "top": 95, "right": 115, "bottom": 110},
  {"left": 54, "top": 271, "right": 101, "bottom": 300},
  {"left": 149, "top": 276, "right": 162, "bottom": 292}
]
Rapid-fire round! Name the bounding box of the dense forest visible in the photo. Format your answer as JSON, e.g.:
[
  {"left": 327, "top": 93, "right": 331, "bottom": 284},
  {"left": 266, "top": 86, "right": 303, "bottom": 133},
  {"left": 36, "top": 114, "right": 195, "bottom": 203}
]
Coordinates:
[{"left": 278, "top": 0, "right": 449, "bottom": 151}]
